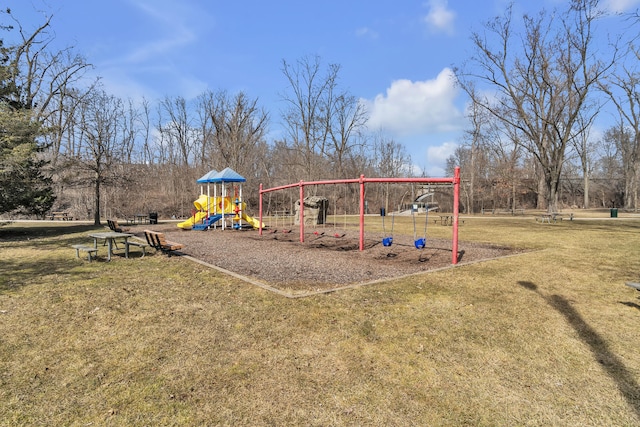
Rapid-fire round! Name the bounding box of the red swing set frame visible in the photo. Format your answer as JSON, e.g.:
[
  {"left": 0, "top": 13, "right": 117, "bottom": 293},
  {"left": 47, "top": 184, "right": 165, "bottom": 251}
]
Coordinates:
[{"left": 259, "top": 167, "right": 461, "bottom": 265}]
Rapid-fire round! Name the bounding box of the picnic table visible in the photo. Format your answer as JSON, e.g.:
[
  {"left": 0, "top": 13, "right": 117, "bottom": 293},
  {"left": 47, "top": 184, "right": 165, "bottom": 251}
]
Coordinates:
[
  {"left": 536, "top": 213, "right": 572, "bottom": 223},
  {"left": 89, "top": 231, "right": 133, "bottom": 261},
  {"left": 537, "top": 214, "right": 555, "bottom": 224},
  {"left": 50, "top": 211, "right": 71, "bottom": 220},
  {"left": 434, "top": 215, "right": 453, "bottom": 226},
  {"left": 482, "top": 208, "right": 525, "bottom": 215},
  {"left": 133, "top": 214, "right": 149, "bottom": 224}
]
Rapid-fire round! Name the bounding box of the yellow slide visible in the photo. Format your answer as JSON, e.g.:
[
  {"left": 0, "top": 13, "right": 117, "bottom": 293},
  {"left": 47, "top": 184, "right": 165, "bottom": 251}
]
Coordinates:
[
  {"left": 177, "top": 210, "right": 208, "bottom": 230},
  {"left": 242, "top": 211, "right": 264, "bottom": 229}
]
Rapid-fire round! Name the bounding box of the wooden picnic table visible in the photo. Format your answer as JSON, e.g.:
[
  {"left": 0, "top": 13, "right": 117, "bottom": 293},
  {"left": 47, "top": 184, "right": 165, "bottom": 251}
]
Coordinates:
[
  {"left": 89, "top": 231, "right": 133, "bottom": 261},
  {"left": 537, "top": 214, "right": 554, "bottom": 224},
  {"left": 50, "top": 211, "right": 71, "bottom": 220},
  {"left": 536, "top": 213, "right": 572, "bottom": 223},
  {"left": 134, "top": 214, "right": 149, "bottom": 224},
  {"left": 435, "top": 215, "right": 453, "bottom": 226}
]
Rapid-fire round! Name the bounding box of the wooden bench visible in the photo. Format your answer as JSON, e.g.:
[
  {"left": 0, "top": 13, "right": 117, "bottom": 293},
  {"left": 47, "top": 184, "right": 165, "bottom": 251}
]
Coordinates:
[
  {"left": 107, "top": 219, "right": 131, "bottom": 233},
  {"left": 72, "top": 244, "right": 98, "bottom": 261},
  {"left": 124, "top": 240, "right": 149, "bottom": 258},
  {"left": 143, "top": 230, "right": 184, "bottom": 256}
]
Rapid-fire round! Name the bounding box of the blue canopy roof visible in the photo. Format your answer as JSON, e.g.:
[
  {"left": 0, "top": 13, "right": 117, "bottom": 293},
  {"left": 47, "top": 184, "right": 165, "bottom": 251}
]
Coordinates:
[
  {"left": 196, "top": 169, "right": 218, "bottom": 183},
  {"left": 210, "top": 167, "right": 246, "bottom": 183}
]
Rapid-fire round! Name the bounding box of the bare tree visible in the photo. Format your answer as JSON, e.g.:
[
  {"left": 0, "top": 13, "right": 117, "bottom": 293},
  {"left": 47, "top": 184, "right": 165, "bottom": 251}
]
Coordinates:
[
  {"left": 373, "top": 132, "right": 411, "bottom": 178},
  {"left": 198, "top": 90, "right": 269, "bottom": 175},
  {"left": 280, "top": 55, "right": 338, "bottom": 180},
  {"left": 1, "top": 9, "right": 92, "bottom": 120},
  {"left": 455, "top": 0, "right": 617, "bottom": 212},
  {"left": 71, "top": 90, "right": 132, "bottom": 224},
  {"left": 458, "top": 88, "right": 494, "bottom": 213},
  {"left": 568, "top": 109, "right": 599, "bottom": 208},
  {"left": 599, "top": 51, "right": 640, "bottom": 210},
  {"left": 602, "top": 123, "right": 635, "bottom": 208},
  {"left": 139, "top": 97, "right": 154, "bottom": 164},
  {"left": 157, "top": 95, "right": 196, "bottom": 166},
  {"left": 326, "top": 91, "right": 368, "bottom": 178},
  {"left": 371, "top": 132, "right": 412, "bottom": 212}
]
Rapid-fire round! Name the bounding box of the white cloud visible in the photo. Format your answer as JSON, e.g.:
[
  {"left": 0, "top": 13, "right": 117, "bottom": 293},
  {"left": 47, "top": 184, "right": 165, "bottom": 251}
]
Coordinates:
[
  {"left": 602, "top": 0, "right": 640, "bottom": 13},
  {"left": 423, "top": 0, "right": 456, "bottom": 35},
  {"left": 363, "top": 68, "right": 463, "bottom": 136},
  {"left": 426, "top": 141, "right": 457, "bottom": 176},
  {"left": 355, "top": 27, "right": 379, "bottom": 39},
  {"left": 115, "top": 0, "right": 202, "bottom": 65}
]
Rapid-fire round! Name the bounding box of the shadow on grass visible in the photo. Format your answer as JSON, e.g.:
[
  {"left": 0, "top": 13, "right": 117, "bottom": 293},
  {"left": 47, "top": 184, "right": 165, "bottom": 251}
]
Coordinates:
[
  {"left": 0, "top": 255, "right": 90, "bottom": 293},
  {"left": 517, "top": 281, "right": 640, "bottom": 419},
  {"left": 0, "top": 223, "right": 100, "bottom": 241},
  {"left": 619, "top": 301, "right": 640, "bottom": 311},
  {"left": 0, "top": 224, "right": 109, "bottom": 293}
]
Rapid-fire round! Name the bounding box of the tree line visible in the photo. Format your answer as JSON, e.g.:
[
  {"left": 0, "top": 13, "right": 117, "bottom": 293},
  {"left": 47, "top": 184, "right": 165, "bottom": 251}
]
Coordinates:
[
  {"left": 452, "top": 0, "right": 640, "bottom": 213},
  {"left": 1, "top": 1, "right": 639, "bottom": 225}
]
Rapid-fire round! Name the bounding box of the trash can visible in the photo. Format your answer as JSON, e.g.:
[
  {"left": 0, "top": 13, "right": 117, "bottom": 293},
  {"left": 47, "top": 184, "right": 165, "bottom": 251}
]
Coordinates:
[
  {"left": 380, "top": 207, "right": 386, "bottom": 217},
  {"left": 149, "top": 212, "right": 158, "bottom": 224},
  {"left": 610, "top": 208, "right": 618, "bottom": 218}
]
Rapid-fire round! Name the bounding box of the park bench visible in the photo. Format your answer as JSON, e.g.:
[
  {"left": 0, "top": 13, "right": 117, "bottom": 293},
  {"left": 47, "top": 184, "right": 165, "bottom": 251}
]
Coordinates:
[
  {"left": 107, "top": 219, "right": 131, "bottom": 233},
  {"left": 143, "top": 230, "right": 184, "bottom": 256},
  {"left": 71, "top": 244, "right": 98, "bottom": 261}
]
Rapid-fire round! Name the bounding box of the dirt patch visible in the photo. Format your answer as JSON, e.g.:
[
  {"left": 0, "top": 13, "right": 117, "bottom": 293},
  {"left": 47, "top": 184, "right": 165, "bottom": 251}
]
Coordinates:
[{"left": 136, "top": 224, "right": 522, "bottom": 294}]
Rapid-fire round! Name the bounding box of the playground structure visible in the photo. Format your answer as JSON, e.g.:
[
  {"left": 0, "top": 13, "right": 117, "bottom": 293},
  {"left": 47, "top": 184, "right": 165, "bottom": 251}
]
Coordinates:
[
  {"left": 177, "top": 195, "right": 262, "bottom": 230},
  {"left": 259, "top": 167, "right": 461, "bottom": 265},
  {"left": 178, "top": 167, "right": 262, "bottom": 231}
]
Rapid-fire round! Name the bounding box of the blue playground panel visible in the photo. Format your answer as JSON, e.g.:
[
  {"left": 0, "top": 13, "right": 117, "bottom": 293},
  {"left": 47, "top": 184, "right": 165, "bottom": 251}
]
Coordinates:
[{"left": 192, "top": 214, "right": 223, "bottom": 230}]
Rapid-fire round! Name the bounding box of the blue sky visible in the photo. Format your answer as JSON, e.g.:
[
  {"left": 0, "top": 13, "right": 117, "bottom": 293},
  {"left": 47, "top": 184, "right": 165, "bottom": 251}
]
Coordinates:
[{"left": 6, "top": 0, "right": 640, "bottom": 176}]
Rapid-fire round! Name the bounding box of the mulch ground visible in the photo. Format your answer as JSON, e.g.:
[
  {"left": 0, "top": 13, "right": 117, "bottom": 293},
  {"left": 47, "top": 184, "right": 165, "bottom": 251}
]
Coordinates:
[{"left": 131, "top": 223, "right": 521, "bottom": 295}]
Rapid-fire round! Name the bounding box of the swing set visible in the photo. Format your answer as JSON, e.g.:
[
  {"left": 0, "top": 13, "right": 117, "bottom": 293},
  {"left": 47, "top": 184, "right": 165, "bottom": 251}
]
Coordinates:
[
  {"left": 381, "top": 202, "right": 430, "bottom": 250},
  {"left": 258, "top": 167, "right": 461, "bottom": 265}
]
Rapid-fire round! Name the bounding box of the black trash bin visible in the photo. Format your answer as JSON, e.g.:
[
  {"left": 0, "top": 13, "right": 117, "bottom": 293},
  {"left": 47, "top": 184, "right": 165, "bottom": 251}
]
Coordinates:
[
  {"left": 149, "top": 212, "right": 158, "bottom": 224},
  {"left": 610, "top": 208, "right": 618, "bottom": 218}
]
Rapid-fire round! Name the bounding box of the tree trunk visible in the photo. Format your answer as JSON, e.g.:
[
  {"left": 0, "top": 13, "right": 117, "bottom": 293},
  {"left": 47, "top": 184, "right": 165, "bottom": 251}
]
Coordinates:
[
  {"left": 537, "top": 175, "right": 546, "bottom": 210},
  {"left": 94, "top": 177, "right": 101, "bottom": 226},
  {"left": 583, "top": 173, "right": 590, "bottom": 209},
  {"left": 546, "top": 173, "right": 560, "bottom": 213}
]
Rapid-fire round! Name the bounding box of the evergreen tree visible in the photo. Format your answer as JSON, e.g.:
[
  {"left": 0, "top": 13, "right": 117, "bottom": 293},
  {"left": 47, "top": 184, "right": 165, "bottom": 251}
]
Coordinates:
[{"left": 0, "top": 15, "right": 55, "bottom": 217}]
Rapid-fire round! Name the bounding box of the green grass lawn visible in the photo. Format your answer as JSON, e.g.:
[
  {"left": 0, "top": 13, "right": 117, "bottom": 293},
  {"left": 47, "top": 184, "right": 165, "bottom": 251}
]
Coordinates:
[{"left": 1, "top": 216, "right": 639, "bottom": 426}]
